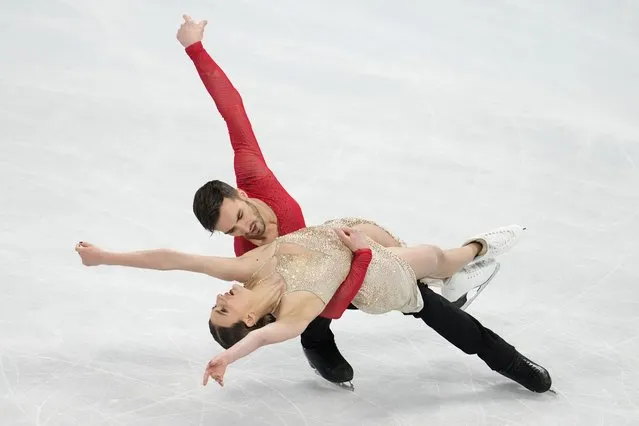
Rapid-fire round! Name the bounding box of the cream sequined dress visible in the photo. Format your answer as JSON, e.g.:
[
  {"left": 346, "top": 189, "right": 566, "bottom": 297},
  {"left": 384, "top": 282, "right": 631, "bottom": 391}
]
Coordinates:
[{"left": 253, "top": 218, "right": 423, "bottom": 315}]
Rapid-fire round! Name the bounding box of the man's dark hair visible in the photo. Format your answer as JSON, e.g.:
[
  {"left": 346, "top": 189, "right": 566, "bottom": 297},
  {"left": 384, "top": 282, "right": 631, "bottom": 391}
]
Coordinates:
[
  {"left": 193, "top": 180, "right": 239, "bottom": 232},
  {"left": 208, "top": 314, "right": 277, "bottom": 349}
]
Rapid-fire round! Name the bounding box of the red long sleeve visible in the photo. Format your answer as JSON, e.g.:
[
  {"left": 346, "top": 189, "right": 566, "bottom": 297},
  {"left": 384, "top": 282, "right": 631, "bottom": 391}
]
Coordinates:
[
  {"left": 184, "top": 42, "right": 271, "bottom": 185},
  {"left": 320, "top": 248, "right": 372, "bottom": 319}
]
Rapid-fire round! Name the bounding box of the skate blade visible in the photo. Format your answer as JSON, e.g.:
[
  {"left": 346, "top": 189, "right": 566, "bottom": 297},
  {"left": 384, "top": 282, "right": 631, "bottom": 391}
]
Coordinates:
[
  {"left": 313, "top": 369, "right": 355, "bottom": 391},
  {"left": 459, "top": 263, "right": 501, "bottom": 310}
]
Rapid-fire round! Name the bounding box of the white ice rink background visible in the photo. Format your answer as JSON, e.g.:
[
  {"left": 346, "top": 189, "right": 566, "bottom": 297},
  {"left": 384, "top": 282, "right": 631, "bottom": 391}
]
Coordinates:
[{"left": 1, "top": 1, "right": 638, "bottom": 425}]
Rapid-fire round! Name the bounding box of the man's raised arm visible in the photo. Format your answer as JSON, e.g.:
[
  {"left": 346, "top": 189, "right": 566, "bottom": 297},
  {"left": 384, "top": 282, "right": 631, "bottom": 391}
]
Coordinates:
[{"left": 177, "top": 15, "right": 271, "bottom": 185}]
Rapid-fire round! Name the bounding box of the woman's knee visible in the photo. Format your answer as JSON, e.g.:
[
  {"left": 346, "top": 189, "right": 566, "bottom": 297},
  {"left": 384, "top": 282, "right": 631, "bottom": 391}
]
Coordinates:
[
  {"left": 415, "top": 244, "right": 445, "bottom": 278},
  {"left": 353, "top": 224, "right": 401, "bottom": 248}
]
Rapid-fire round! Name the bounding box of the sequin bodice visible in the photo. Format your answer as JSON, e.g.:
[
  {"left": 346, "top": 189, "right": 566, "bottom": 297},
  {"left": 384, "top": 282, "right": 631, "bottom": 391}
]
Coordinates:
[
  {"left": 270, "top": 218, "right": 423, "bottom": 314},
  {"left": 275, "top": 226, "right": 353, "bottom": 305}
]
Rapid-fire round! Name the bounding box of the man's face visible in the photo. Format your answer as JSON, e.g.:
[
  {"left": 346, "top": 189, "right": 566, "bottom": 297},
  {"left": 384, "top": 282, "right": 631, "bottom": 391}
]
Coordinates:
[{"left": 215, "top": 195, "right": 266, "bottom": 239}]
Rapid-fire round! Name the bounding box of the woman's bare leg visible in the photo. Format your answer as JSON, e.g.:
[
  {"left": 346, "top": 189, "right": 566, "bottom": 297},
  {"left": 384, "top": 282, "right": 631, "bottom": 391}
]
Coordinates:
[
  {"left": 350, "top": 222, "right": 480, "bottom": 279},
  {"left": 352, "top": 223, "right": 402, "bottom": 248},
  {"left": 387, "top": 243, "right": 482, "bottom": 279}
]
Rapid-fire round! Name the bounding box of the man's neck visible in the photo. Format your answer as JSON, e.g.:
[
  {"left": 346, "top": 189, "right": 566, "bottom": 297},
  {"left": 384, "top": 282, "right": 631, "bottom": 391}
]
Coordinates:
[
  {"left": 246, "top": 198, "right": 279, "bottom": 246},
  {"left": 250, "top": 198, "right": 276, "bottom": 224}
]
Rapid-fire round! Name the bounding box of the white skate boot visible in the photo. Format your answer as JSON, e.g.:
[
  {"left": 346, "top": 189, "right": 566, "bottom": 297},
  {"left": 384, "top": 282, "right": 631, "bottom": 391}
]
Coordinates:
[
  {"left": 463, "top": 225, "right": 525, "bottom": 261},
  {"left": 442, "top": 258, "right": 501, "bottom": 310}
]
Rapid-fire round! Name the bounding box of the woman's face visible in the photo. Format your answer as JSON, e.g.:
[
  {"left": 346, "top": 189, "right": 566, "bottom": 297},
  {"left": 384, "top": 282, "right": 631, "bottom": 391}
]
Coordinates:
[{"left": 209, "top": 283, "right": 254, "bottom": 327}]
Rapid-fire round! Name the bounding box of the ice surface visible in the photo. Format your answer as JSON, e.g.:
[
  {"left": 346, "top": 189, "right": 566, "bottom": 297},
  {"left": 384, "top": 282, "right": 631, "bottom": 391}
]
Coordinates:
[{"left": 1, "top": 1, "right": 638, "bottom": 425}]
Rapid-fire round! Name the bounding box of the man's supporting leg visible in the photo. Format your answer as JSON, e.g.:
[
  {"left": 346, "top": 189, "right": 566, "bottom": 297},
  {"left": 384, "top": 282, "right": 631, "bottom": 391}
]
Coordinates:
[
  {"left": 300, "top": 315, "right": 354, "bottom": 384},
  {"left": 410, "top": 283, "right": 552, "bottom": 393}
]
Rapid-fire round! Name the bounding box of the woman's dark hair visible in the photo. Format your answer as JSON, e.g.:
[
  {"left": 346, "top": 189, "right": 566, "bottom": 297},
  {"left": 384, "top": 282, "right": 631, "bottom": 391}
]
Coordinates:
[{"left": 208, "top": 314, "right": 277, "bottom": 349}]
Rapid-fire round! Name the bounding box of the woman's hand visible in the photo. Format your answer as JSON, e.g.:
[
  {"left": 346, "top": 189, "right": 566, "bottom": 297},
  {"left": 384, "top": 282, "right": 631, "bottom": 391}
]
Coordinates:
[
  {"left": 335, "top": 227, "right": 370, "bottom": 252},
  {"left": 203, "top": 353, "right": 229, "bottom": 387},
  {"left": 75, "top": 242, "right": 106, "bottom": 266}
]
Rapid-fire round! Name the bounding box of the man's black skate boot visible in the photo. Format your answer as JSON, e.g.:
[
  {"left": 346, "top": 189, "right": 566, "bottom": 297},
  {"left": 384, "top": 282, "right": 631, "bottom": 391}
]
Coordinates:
[
  {"left": 303, "top": 340, "right": 354, "bottom": 384},
  {"left": 498, "top": 351, "right": 552, "bottom": 393},
  {"left": 451, "top": 293, "right": 467, "bottom": 309}
]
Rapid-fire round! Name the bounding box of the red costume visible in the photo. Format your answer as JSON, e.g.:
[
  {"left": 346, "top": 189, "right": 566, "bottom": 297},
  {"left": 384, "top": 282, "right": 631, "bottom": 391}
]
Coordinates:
[{"left": 185, "top": 42, "right": 369, "bottom": 318}]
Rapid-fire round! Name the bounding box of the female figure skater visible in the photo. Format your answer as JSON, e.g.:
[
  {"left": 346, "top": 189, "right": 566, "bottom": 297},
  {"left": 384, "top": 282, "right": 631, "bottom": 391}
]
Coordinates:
[{"left": 75, "top": 218, "right": 552, "bottom": 393}]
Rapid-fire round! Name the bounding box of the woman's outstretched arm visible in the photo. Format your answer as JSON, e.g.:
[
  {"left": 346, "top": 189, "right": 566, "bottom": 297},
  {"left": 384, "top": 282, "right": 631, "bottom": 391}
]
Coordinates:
[
  {"left": 202, "top": 316, "right": 311, "bottom": 387},
  {"left": 75, "top": 242, "right": 253, "bottom": 283},
  {"left": 202, "top": 295, "right": 321, "bottom": 387}
]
